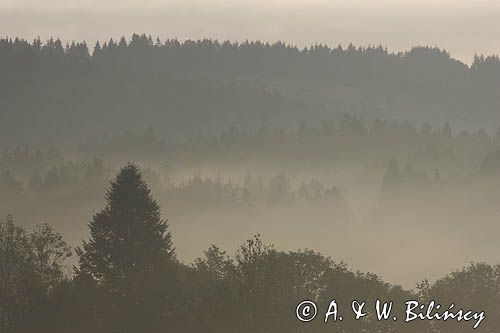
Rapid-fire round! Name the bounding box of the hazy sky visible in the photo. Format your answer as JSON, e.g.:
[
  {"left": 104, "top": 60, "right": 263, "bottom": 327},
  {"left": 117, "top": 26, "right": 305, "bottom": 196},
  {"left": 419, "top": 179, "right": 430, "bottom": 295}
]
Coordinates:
[{"left": 1, "top": 0, "right": 499, "bottom": 63}]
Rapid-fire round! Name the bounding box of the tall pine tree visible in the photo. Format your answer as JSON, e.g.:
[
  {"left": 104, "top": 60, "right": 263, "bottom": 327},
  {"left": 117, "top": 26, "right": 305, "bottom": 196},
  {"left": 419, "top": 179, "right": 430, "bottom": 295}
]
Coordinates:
[{"left": 76, "top": 163, "right": 177, "bottom": 332}]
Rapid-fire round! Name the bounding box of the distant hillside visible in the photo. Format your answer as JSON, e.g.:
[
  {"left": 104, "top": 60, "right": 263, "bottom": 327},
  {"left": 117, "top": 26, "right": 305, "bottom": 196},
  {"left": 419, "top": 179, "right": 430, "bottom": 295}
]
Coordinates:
[{"left": 1, "top": 34, "right": 500, "bottom": 144}]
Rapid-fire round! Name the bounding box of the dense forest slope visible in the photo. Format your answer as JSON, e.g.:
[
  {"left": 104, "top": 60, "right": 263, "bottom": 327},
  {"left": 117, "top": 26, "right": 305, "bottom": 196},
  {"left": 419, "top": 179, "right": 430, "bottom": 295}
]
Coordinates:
[{"left": 2, "top": 34, "right": 500, "bottom": 144}]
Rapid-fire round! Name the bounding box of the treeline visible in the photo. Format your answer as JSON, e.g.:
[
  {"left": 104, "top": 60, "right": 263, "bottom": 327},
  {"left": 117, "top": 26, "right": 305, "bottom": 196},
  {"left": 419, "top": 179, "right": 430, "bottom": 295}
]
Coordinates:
[
  {"left": 0, "top": 36, "right": 323, "bottom": 145},
  {"left": 5, "top": 115, "right": 500, "bottom": 226},
  {"left": 1, "top": 164, "right": 498, "bottom": 332},
  {"left": 6, "top": 117, "right": 500, "bottom": 177},
  {"left": 0, "top": 158, "right": 109, "bottom": 214},
  {"left": 78, "top": 117, "right": 500, "bottom": 176},
  {"left": 1, "top": 34, "right": 499, "bottom": 84},
  {"left": 2, "top": 34, "right": 500, "bottom": 144},
  {"left": 0, "top": 156, "right": 348, "bottom": 212}
]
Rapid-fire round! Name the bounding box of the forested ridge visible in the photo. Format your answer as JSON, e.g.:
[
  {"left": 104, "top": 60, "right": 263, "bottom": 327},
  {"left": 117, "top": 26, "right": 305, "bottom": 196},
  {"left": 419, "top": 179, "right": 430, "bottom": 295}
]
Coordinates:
[
  {"left": 3, "top": 34, "right": 499, "bottom": 83},
  {"left": 2, "top": 34, "right": 500, "bottom": 144}
]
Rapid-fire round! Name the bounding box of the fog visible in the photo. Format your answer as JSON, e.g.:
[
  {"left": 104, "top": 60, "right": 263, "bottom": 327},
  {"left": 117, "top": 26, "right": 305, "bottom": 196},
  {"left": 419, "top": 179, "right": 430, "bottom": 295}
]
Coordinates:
[
  {"left": 3, "top": 121, "right": 500, "bottom": 288},
  {"left": 3, "top": 5, "right": 500, "bottom": 329}
]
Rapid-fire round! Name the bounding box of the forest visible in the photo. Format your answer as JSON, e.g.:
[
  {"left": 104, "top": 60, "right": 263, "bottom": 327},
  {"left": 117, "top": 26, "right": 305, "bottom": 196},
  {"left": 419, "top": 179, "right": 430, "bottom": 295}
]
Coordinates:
[
  {"left": 2, "top": 35, "right": 500, "bottom": 332},
  {"left": 1, "top": 34, "right": 500, "bottom": 145},
  {"left": 1, "top": 164, "right": 499, "bottom": 333}
]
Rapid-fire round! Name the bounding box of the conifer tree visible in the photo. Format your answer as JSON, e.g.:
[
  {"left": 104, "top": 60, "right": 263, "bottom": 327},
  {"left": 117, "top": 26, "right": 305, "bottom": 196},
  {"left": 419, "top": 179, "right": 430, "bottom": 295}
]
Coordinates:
[{"left": 76, "top": 163, "right": 176, "bottom": 331}]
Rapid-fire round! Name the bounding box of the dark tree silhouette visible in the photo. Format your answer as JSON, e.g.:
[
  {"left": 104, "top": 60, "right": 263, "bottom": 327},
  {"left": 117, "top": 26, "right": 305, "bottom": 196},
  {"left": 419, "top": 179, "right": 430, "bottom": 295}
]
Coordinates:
[
  {"left": 0, "top": 215, "right": 71, "bottom": 333},
  {"left": 76, "top": 163, "right": 177, "bottom": 332}
]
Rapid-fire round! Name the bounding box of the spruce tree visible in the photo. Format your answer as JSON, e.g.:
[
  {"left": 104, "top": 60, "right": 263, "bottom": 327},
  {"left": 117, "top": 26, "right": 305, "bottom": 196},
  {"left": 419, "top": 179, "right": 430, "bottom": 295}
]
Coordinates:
[{"left": 76, "top": 163, "right": 176, "bottom": 331}]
